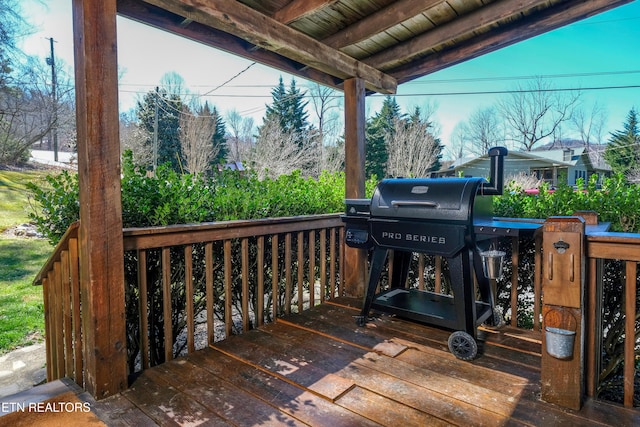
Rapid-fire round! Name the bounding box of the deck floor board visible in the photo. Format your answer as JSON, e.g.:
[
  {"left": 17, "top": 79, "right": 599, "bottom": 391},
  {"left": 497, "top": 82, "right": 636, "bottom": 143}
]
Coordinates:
[{"left": 4, "top": 298, "right": 639, "bottom": 426}]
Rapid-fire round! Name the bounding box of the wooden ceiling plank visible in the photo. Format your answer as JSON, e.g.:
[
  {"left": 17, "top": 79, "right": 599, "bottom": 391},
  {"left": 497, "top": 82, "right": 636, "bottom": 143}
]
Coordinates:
[
  {"left": 391, "top": 0, "right": 634, "bottom": 84},
  {"left": 117, "top": 0, "right": 345, "bottom": 90},
  {"left": 323, "top": 0, "right": 442, "bottom": 49},
  {"left": 364, "top": 0, "right": 547, "bottom": 70},
  {"left": 140, "top": 0, "right": 397, "bottom": 94},
  {"left": 272, "top": 0, "right": 338, "bottom": 24}
]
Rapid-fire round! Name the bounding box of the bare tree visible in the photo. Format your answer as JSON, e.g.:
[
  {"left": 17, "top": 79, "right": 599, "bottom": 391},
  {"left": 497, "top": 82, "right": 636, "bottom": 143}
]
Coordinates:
[
  {"left": 497, "top": 77, "right": 580, "bottom": 151},
  {"left": 120, "top": 110, "right": 152, "bottom": 166},
  {"left": 386, "top": 112, "right": 440, "bottom": 178},
  {"left": 571, "top": 100, "right": 608, "bottom": 146},
  {"left": 466, "top": 106, "right": 505, "bottom": 155},
  {"left": 0, "top": 56, "right": 74, "bottom": 164},
  {"left": 447, "top": 122, "right": 468, "bottom": 161},
  {"left": 246, "top": 120, "right": 317, "bottom": 179},
  {"left": 179, "top": 106, "right": 219, "bottom": 175},
  {"left": 308, "top": 83, "right": 343, "bottom": 173},
  {"left": 225, "top": 109, "right": 255, "bottom": 162}
]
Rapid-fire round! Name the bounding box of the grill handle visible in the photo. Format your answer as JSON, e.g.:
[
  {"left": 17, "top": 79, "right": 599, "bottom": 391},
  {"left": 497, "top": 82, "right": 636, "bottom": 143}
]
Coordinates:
[{"left": 391, "top": 200, "right": 439, "bottom": 208}]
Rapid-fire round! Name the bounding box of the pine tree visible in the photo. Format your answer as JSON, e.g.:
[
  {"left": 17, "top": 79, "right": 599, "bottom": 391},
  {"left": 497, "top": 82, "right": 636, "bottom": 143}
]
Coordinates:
[
  {"left": 365, "top": 96, "right": 402, "bottom": 179},
  {"left": 136, "top": 87, "right": 183, "bottom": 171},
  {"left": 604, "top": 108, "right": 640, "bottom": 177},
  {"left": 202, "top": 103, "right": 227, "bottom": 164},
  {"left": 260, "top": 76, "right": 309, "bottom": 147}
]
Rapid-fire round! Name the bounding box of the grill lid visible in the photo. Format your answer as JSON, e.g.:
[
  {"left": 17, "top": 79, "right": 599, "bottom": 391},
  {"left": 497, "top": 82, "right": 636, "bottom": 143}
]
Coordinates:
[{"left": 370, "top": 177, "right": 487, "bottom": 223}]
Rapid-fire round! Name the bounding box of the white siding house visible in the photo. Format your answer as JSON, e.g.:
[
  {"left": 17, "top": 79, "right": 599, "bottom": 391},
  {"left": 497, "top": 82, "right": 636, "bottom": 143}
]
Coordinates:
[{"left": 438, "top": 147, "right": 611, "bottom": 188}]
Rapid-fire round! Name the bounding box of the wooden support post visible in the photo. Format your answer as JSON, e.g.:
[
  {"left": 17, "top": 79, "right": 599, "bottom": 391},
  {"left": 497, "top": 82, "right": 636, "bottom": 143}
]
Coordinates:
[
  {"left": 343, "top": 78, "right": 367, "bottom": 297},
  {"left": 541, "top": 217, "right": 585, "bottom": 410},
  {"left": 72, "top": 0, "right": 127, "bottom": 398}
]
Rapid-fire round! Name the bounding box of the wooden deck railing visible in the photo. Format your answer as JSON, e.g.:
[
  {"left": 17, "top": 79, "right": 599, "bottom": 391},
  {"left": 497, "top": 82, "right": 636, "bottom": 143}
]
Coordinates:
[
  {"left": 586, "top": 232, "right": 640, "bottom": 408},
  {"left": 33, "top": 221, "right": 82, "bottom": 386},
  {"left": 121, "top": 214, "right": 345, "bottom": 371},
  {"left": 33, "top": 215, "right": 639, "bottom": 407}
]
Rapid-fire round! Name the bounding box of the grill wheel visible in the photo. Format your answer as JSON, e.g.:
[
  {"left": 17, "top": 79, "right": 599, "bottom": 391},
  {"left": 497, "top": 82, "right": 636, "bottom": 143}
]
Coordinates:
[{"left": 447, "top": 331, "right": 478, "bottom": 361}]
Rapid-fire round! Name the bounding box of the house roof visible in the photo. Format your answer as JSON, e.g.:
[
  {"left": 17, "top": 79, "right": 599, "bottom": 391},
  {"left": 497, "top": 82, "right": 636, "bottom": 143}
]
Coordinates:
[
  {"left": 442, "top": 147, "right": 611, "bottom": 175},
  {"left": 116, "top": 0, "right": 631, "bottom": 95}
]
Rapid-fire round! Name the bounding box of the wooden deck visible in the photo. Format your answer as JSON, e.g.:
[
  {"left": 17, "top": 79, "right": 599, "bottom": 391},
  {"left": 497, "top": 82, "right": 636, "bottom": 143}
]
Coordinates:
[{"left": 4, "top": 298, "right": 639, "bottom": 426}]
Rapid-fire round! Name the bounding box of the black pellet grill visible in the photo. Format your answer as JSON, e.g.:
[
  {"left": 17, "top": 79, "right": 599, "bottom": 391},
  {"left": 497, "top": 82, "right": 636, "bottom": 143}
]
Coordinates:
[{"left": 343, "top": 147, "right": 508, "bottom": 360}]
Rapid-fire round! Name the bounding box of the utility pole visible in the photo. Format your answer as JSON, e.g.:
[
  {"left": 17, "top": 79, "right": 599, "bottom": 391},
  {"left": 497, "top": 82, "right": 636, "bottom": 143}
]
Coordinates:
[
  {"left": 46, "top": 37, "right": 59, "bottom": 162},
  {"left": 153, "top": 86, "right": 159, "bottom": 173}
]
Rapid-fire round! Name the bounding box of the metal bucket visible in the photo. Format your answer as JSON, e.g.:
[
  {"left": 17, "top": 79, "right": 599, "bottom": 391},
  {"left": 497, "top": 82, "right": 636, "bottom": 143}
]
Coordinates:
[
  {"left": 480, "top": 250, "right": 506, "bottom": 279},
  {"left": 545, "top": 327, "right": 576, "bottom": 359}
]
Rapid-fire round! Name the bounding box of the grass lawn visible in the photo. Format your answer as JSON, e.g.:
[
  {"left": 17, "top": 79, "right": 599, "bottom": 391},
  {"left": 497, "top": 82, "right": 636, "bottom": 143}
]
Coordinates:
[
  {"left": 0, "top": 238, "right": 51, "bottom": 353},
  {"left": 0, "top": 169, "right": 54, "bottom": 353},
  {"left": 0, "top": 169, "right": 48, "bottom": 232}
]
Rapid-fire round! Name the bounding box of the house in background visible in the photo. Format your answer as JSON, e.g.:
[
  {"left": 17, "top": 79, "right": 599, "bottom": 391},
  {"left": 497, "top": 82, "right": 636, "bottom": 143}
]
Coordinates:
[{"left": 438, "top": 144, "right": 612, "bottom": 188}]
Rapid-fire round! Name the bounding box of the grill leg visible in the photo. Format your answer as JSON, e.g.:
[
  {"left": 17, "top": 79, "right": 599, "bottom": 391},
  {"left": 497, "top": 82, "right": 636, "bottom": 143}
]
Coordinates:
[
  {"left": 356, "top": 248, "right": 388, "bottom": 326},
  {"left": 448, "top": 250, "right": 477, "bottom": 337},
  {"left": 391, "top": 250, "right": 412, "bottom": 289}
]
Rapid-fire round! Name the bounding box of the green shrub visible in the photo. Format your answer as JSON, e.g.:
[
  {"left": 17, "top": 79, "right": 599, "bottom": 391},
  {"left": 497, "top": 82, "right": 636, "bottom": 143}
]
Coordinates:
[
  {"left": 493, "top": 174, "right": 640, "bottom": 232},
  {"left": 30, "top": 152, "right": 376, "bottom": 244}
]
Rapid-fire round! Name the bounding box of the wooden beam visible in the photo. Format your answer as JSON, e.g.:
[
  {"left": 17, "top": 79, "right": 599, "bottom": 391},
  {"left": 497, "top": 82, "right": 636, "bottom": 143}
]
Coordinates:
[
  {"left": 364, "top": 0, "right": 547, "bottom": 70},
  {"left": 72, "top": 0, "right": 127, "bottom": 399},
  {"left": 343, "top": 78, "right": 367, "bottom": 297},
  {"left": 273, "top": 0, "right": 338, "bottom": 25},
  {"left": 389, "top": 0, "right": 633, "bottom": 83},
  {"left": 117, "top": 0, "right": 344, "bottom": 90},
  {"left": 323, "top": 0, "right": 441, "bottom": 49},
  {"left": 140, "top": 0, "right": 396, "bottom": 94}
]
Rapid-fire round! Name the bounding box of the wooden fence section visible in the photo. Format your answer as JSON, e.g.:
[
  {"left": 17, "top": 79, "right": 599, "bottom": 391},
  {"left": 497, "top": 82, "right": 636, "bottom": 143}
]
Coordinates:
[
  {"left": 121, "top": 214, "right": 345, "bottom": 371},
  {"left": 33, "top": 222, "right": 82, "bottom": 387},
  {"left": 586, "top": 232, "right": 640, "bottom": 408},
  {"left": 33, "top": 215, "right": 639, "bottom": 408}
]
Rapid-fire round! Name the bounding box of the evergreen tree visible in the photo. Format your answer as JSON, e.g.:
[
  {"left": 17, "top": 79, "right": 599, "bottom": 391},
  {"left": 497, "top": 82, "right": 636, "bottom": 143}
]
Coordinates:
[
  {"left": 202, "top": 103, "right": 227, "bottom": 164},
  {"left": 408, "top": 106, "right": 444, "bottom": 172},
  {"left": 365, "top": 96, "right": 402, "bottom": 179},
  {"left": 604, "top": 108, "right": 640, "bottom": 177},
  {"left": 260, "top": 76, "right": 309, "bottom": 147},
  {"left": 136, "top": 87, "right": 183, "bottom": 171}
]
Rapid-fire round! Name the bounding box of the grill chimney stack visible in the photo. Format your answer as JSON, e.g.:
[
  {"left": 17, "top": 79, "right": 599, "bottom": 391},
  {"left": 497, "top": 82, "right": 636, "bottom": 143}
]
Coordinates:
[{"left": 481, "top": 146, "right": 508, "bottom": 196}]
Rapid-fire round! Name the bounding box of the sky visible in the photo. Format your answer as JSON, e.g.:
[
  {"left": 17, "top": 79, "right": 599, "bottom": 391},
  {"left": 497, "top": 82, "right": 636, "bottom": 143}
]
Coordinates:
[{"left": 17, "top": 0, "right": 640, "bottom": 158}]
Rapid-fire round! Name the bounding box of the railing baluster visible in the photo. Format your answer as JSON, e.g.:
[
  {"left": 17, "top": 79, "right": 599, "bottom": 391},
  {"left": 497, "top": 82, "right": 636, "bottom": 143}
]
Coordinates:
[
  {"left": 510, "top": 236, "right": 520, "bottom": 327},
  {"left": 339, "top": 227, "right": 345, "bottom": 296},
  {"left": 308, "top": 230, "right": 315, "bottom": 308},
  {"left": 68, "top": 238, "right": 82, "bottom": 386},
  {"left": 285, "top": 233, "right": 292, "bottom": 315},
  {"left": 42, "top": 277, "right": 53, "bottom": 382},
  {"left": 185, "top": 244, "right": 195, "bottom": 353},
  {"left": 61, "top": 250, "right": 73, "bottom": 378},
  {"left": 224, "top": 239, "right": 233, "bottom": 338},
  {"left": 330, "top": 227, "right": 336, "bottom": 299},
  {"left": 533, "top": 234, "right": 542, "bottom": 331},
  {"left": 257, "top": 236, "right": 265, "bottom": 326},
  {"left": 586, "top": 257, "right": 602, "bottom": 398},
  {"left": 271, "top": 235, "right": 279, "bottom": 320},
  {"left": 297, "top": 231, "right": 304, "bottom": 312},
  {"left": 205, "top": 242, "right": 214, "bottom": 345},
  {"left": 53, "top": 262, "right": 64, "bottom": 378},
  {"left": 241, "top": 237, "right": 249, "bottom": 332},
  {"left": 138, "top": 249, "right": 149, "bottom": 370},
  {"left": 624, "top": 261, "right": 637, "bottom": 408},
  {"left": 162, "top": 247, "right": 172, "bottom": 362},
  {"left": 320, "top": 230, "right": 327, "bottom": 302},
  {"left": 418, "top": 254, "right": 425, "bottom": 290},
  {"left": 435, "top": 256, "right": 442, "bottom": 294}
]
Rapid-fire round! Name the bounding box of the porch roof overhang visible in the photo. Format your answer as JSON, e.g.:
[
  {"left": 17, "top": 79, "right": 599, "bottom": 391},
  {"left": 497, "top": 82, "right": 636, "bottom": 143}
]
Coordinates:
[{"left": 116, "top": 0, "right": 632, "bottom": 96}]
